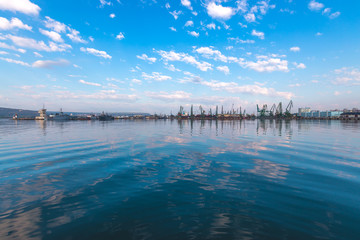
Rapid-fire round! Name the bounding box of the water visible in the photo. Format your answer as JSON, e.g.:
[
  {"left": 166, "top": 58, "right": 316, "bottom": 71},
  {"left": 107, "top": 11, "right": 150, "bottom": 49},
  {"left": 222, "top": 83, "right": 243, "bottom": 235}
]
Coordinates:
[{"left": 0, "top": 119, "right": 359, "bottom": 240}]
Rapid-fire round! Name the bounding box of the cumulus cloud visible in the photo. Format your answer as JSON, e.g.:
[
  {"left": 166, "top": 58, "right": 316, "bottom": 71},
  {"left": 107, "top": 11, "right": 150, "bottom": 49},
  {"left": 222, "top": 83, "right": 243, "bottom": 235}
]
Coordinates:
[
  {"left": 293, "top": 62, "right": 306, "bottom": 69},
  {"left": 251, "top": 29, "right": 264, "bottom": 39},
  {"left": 170, "top": 10, "right": 182, "bottom": 20},
  {"left": 329, "top": 11, "right": 341, "bottom": 19},
  {"left": 244, "top": 13, "right": 256, "bottom": 22},
  {"left": 80, "top": 47, "right": 112, "bottom": 59},
  {"left": 79, "top": 79, "right": 101, "bottom": 87},
  {"left": 290, "top": 46, "right": 300, "bottom": 52},
  {"left": 109, "top": 13, "right": 115, "bottom": 18},
  {"left": 195, "top": 47, "right": 228, "bottom": 62},
  {"left": 206, "top": 23, "right": 216, "bottom": 30},
  {"left": 67, "top": 28, "right": 87, "bottom": 43},
  {"left": 131, "top": 79, "right": 142, "bottom": 85},
  {"left": 308, "top": 0, "right": 324, "bottom": 11},
  {"left": 245, "top": 56, "right": 288, "bottom": 72},
  {"left": 333, "top": 67, "right": 360, "bottom": 85},
  {"left": 116, "top": 32, "right": 125, "bottom": 40},
  {"left": 164, "top": 63, "right": 180, "bottom": 72},
  {"left": 32, "top": 59, "right": 69, "bottom": 68},
  {"left": 201, "top": 80, "right": 294, "bottom": 99},
  {"left": 39, "top": 28, "right": 63, "bottom": 42},
  {"left": 185, "top": 20, "right": 194, "bottom": 27},
  {"left": 6, "top": 34, "right": 71, "bottom": 52},
  {"left": 207, "top": 2, "right": 234, "bottom": 20},
  {"left": 188, "top": 31, "right": 199, "bottom": 37},
  {"left": 0, "top": 0, "right": 40, "bottom": 15},
  {"left": 181, "top": 0, "right": 192, "bottom": 10},
  {"left": 216, "top": 65, "right": 230, "bottom": 75},
  {"left": 0, "top": 17, "right": 32, "bottom": 31},
  {"left": 43, "top": 16, "right": 86, "bottom": 43},
  {"left": 137, "top": 54, "right": 157, "bottom": 63},
  {"left": 146, "top": 91, "right": 192, "bottom": 101},
  {"left": 228, "top": 37, "right": 255, "bottom": 44},
  {"left": 142, "top": 72, "right": 172, "bottom": 81},
  {"left": 44, "top": 16, "right": 67, "bottom": 33},
  {"left": 157, "top": 50, "right": 212, "bottom": 71},
  {"left": 0, "top": 42, "right": 26, "bottom": 53},
  {"left": 0, "top": 57, "right": 30, "bottom": 66}
]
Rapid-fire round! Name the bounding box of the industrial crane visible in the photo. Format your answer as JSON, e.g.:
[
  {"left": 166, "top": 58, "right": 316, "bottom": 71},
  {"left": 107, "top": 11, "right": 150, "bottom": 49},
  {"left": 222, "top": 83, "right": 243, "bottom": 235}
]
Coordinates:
[
  {"left": 276, "top": 102, "right": 283, "bottom": 118},
  {"left": 269, "top": 104, "right": 276, "bottom": 117},
  {"left": 284, "top": 100, "right": 293, "bottom": 118}
]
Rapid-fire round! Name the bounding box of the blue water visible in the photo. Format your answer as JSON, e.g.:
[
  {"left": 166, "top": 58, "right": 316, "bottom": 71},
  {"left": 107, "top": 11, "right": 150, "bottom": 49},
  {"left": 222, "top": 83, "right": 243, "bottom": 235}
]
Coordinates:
[{"left": 0, "top": 119, "right": 359, "bottom": 240}]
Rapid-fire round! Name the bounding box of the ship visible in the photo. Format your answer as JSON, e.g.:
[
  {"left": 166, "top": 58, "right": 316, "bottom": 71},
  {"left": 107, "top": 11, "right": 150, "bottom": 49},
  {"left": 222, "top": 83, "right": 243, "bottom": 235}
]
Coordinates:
[
  {"left": 99, "top": 112, "right": 114, "bottom": 121},
  {"left": 35, "top": 107, "right": 47, "bottom": 120},
  {"left": 49, "top": 108, "right": 71, "bottom": 121}
]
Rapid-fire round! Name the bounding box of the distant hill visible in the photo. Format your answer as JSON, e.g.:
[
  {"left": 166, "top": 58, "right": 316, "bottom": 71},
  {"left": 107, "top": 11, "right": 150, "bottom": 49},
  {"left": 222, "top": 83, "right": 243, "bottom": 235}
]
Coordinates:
[
  {"left": 0, "top": 107, "right": 150, "bottom": 118},
  {"left": 0, "top": 107, "right": 38, "bottom": 118}
]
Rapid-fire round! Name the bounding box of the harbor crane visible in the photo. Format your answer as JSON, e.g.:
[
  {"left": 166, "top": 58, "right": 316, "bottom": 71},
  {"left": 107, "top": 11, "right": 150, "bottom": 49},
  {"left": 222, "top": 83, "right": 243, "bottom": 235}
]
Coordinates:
[
  {"left": 284, "top": 100, "right": 293, "bottom": 118},
  {"left": 269, "top": 104, "right": 276, "bottom": 117}
]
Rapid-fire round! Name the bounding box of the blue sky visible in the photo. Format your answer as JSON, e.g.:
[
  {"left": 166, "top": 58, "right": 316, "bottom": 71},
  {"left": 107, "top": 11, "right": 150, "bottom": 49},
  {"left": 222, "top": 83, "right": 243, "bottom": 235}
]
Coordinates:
[{"left": 0, "top": 0, "right": 359, "bottom": 114}]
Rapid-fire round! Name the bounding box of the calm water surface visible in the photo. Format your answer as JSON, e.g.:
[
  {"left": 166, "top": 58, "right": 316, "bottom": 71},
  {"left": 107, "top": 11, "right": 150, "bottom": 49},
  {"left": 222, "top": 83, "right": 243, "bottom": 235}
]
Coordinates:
[{"left": 0, "top": 119, "right": 359, "bottom": 240}]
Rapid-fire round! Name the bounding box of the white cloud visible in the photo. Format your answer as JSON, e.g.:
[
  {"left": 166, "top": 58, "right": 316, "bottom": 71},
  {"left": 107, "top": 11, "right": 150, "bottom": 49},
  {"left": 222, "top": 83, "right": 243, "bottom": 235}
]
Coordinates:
[
  {"left": 329, "top": 12, "right": 341, "bottom": 19},
  {"left": 157, "top": 50, "right": 212, "bottom": 71},
  {"left": 251, "top": 29, "right": 264, "bottom": 39},
  {"left": 39, "top": 28, "right": 63, "bottom": 42},
  {"left": 0, "top": 50, "right": 8, "bottom": 55},
  {"left": 0, "top": 17, "right": 32, "bottom": 31},
  {"left": 132, "top": 79, "right": 142, "bottom": 85},
  {"left": 109, "top": 13, "right": 116, "bottom": 18},
  {"left": 142, "top": 72, "right": 172, "bottom": 81},
  {"left": 137, "top": 54, "right": 157, "bottom": 63},
  {"left": 79, "top": 79, "right": 101, "bottom": 87},
  {"left": 316, "top": 32, "right": 323, "bottom": 36},
  {"left": 185, "top": 20, "right": 194, "bottom": 27},
  {"left": 89, "top": 36, "right": 94, "bottom": 42},
  {"left": 290, "top": 46, "right": 300, "bottom": 52},
  {"left": 165, "top": 3, "right": 170, "bottom": 9},
  {"left": 116, "top": 32, "right": 125, "bottom": 40},
  {"left": 244, "top": 13, "right": 256, "bottom": 22},
  {"left": 228, "top": 37, "right": 255, "bottom": 44},
  {"left": 6, "top": 34, "right": 71, "bottom": 52},
  {"left": 289, "top": 83, "right": 301, "bottom": 87},
  {"left": 99, "top": 0, "right": 111, "bottom": 7},
  {"left": 0, "top": 42, "right": 26, "bottom": 53},
  {"left": 169, "top": 27, "right": 177, "bottom": 32},
  {"left": 201, "top": 80, "right": 294, "bottom": 99},
  {"left": 188, "top": 31, "right": 199, "bottom": 37},
  {"left": 195, "top": 47, "right": 228, "bottom": 62},
  {"left": 206, "top": 23, "right": 216, "bottom": 30},
  {"left": 0, "top": 0, "right": 40, "bottom": 15},
  {"left": 32, "top": 59, "right": 69, "bottom": 68},
  {"left": 181, "top": 0, "right": 192, "bottom": 10},
  {"left": 0, "top": 57, "right": 30, "bottom": 66},
  {"left": 44, "top": 16, "right": 67, "bottom": 33},
  {"left": 146, "top": 91, "right": 192, "bottom": 101},
  {"left": 170, "top": 10, "right": 182, "bottom": 20},
  {"left": 245, "top": 56, "right": 288, "bottom": 72},
  {"left": 80, "top": 47, "right": 112, "bottom": 59},
  {"left": 293, "top": 62, "right": 306, "bottom": 69},
  {"left": 216, "top": 65, "right": 230, "bottom": 74},
  {"left": 206, "top": 2, "right": 234, "bottom": 20},
  {"left": 67, "top": 28, "right": 87, "bottom": 43},
  {"left": 333, "top": 67, "right": 360, "bottom": 85},
  {"left": 164, "top": 63, "right": 180, "bottom": 72},
  {"left": 308, "top": 0, "right": 324, "bottom": 11}
]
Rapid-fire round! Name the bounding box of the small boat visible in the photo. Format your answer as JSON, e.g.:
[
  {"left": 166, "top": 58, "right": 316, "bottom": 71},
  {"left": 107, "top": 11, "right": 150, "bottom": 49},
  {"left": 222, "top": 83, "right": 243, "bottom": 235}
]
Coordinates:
[{"left": 99, "top": 112, "right": 114, "bottom": 121}]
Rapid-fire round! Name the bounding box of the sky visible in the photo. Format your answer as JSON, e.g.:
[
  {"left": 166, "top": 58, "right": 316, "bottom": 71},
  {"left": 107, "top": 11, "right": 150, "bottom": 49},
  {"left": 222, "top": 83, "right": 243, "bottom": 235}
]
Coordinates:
[{"left": 0, "top": 0, "right": 359, "bottom": 114}]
